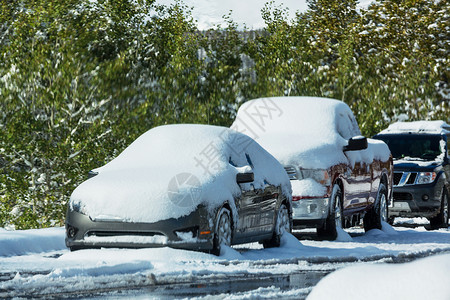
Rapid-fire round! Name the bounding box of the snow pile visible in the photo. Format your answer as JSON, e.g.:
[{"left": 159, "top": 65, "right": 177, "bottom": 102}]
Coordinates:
[
  {"left": 0, "top": 227, "right": 65, "bottom": 257},
  {"left": 394, "top": 217, "right": 429, "bottom": 226},
  {"left": 307, "top": 253, "right": 450, "bottom": 300},
  {"left": 70, "top": 124, "right": 291, "bottom": 223},
  {"left": 202, "top": 286, "right": 311, "bottom": 300},
  {"left": 380, "top": 221, "right": 399, "bottom": 235},
  {"left": 364, "top": 222, "right": 399, "bottom": 238},
  {"left": 52, "top": 260, "right": 153, "bottom": 278},
  {"left": 379, "top": 120, "right": 450, "bottom": 135},
  {"left": 335, "top": 227, "right": 353, "bottom": 242},
  {"left": 232, "top": 97, "right": 391, "bottom": 170}
]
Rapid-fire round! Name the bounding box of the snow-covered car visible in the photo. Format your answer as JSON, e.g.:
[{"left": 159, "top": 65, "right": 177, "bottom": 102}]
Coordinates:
[
  {"left": 232, "top": 96, "right": 393, "bottom": 239},
  {"left": 65, "top": 124, "right": 292, "bottom": 254},
  {"left": 373, "top": 121, "right": 450, "bottom": 228}
]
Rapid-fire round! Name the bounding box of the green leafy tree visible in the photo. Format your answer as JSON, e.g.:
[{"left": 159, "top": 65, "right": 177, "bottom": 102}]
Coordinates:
[{"left": 1, "top": 0, "right": 448, "bottom": 229}]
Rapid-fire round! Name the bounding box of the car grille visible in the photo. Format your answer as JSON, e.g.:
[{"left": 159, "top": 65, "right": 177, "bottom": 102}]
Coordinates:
[
  {"left": 87, "top": 231, "right": 165, "bottom": 237},
  {"left": 284, "top": 166, "right": 297, "bottom": 180},
  {"left": 393, "top": 192, "right": 413, "bottom": 201},
  {"left": 393, "top": 172, "right": 403, "bottom": 185},
  {"left": 393, "top": 172, "right": 418, "bottom": 186}
]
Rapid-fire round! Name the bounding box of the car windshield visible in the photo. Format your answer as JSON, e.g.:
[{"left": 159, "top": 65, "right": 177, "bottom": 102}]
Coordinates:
[{"left": 374, "top": 134, "right": 444, "bottom": 161}]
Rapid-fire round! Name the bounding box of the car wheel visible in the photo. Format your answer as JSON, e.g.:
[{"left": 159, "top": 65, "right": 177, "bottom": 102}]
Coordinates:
[
  {"left": 317, "top": 184, "right": 343, "bottom": 240},
  {"left": 263, "top": 203, "right": 291, "bottom": 248},
  {"left": 211, "top": 207, "right": 232, "bottom": 256},
  {"left": 364, "top": 183, "right": 388, "bottom": 231},
  {"left": 429, "top": 190, "right": 449, "bottom": 229}
]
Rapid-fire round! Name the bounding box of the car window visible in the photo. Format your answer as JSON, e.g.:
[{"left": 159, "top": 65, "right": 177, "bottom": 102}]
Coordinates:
[
  {"left": 336, "top": 112, "right": 360, "bottom": 139},
  {"left": 349, "top": 114, "right": 362, "bottom": 136},
  {"left": 229, "top": 157, "right": 237, "bottom": 167},
  {"left": 245, "top": 153, "right": 254, "bottom": 168},
  {"left": 229, "top": 151, "right": 252, "bottom": 169}
]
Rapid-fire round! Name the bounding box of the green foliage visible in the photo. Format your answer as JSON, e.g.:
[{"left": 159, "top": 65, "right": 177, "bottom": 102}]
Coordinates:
[{"left": 0, "top": 0, "right": 448, "bottom": 229}]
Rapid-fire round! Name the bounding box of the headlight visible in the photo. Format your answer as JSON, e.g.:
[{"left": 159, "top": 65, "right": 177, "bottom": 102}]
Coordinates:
[
  {"left": 416, "top": 172, "right": 437, "bottom": 184},
  {"left": 297, "top": 168, "right": 331, "bottom": 186},
  {"left": 70, "top": 201, "right": 87, "bottom": 215}
]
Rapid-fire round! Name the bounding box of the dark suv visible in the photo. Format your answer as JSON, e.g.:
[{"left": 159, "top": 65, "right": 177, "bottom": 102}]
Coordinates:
[{"left": 373, "top": 121, "right": 450, "bottom": 229}]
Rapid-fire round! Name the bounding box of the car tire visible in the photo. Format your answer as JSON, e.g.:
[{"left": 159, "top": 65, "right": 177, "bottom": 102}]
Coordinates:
[
  {"left": 429, "top": 190, "right": 449, "bottom": 229},
  {"left": 211, "top": 207, "right": 232, "bottom": 256},
  {"left": 364, "top": 183, "right": 388, "bottom": 232},
  {"left": 317, "top": 184, "right": 343, "bottom": 240},
  {"left": 263, "top": 203, "right": 291, "bottom": 248},
  {"left": 387, "top": 217, "right": 395, "bottom": 225}
]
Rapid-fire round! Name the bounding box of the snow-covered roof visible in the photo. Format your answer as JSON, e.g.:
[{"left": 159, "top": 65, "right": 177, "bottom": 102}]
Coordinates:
[
  {"left": 378, "top": 121, "right": 450, "bottom": 135},
  {"left": 70, "top": 124, "right": 290, "bottom": 223},
  {"left": 232, "top": 97, "right": 390, "bottom": 169}
]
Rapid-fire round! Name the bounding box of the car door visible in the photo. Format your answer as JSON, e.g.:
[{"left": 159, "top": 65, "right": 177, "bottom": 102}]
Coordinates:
[
  {"left": 444, "top": 135, "right": 450, "bottom": 194},
  {"left": 233, "top": 153, "right": 277, "bottom": 241},
  {"left": 338, "top": 112, "right": 372, "bottom": 212},
  {"left": 231, "top": 154, "right": 257, "bottom": 240}
]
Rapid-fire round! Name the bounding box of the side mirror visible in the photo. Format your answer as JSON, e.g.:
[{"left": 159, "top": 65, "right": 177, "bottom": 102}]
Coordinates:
[
  {"left": 236, "top": 172, "right": 254, "bottom": 184},
  {"left": 344, "top": 136, "right": 368, "bottom": 152}
]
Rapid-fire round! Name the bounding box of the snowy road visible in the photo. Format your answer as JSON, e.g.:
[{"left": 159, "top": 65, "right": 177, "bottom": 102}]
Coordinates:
[{"left": 1, "top": 219, "right": 450, "bottom": 299}]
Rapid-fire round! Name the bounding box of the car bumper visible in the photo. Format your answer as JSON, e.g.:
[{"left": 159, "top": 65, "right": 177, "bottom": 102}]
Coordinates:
[
  {"left": 65, "top": 207, "right": 214, "bottom": 251},
  {"left": 291, "top": 197, "right": 329, "bottom": 228},
  {"left": 389, "top": 184, "right": 443, "bottom": 218}
]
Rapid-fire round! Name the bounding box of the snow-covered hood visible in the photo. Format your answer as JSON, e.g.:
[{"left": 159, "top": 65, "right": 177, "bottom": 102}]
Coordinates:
[
  {"left": 393, "top": 159, "right": 443, "bottom": 171},
  {"left": 70, "top": 166, "right": 237, "bottom": 223},
  {"left": 256, "top": 132, "right": 348, "bottom": 169}
]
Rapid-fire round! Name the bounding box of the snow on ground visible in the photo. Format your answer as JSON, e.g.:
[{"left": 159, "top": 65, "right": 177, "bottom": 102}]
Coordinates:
[
  {"left": 0, "top": 227, "right": 65, "bottom": 257},
  {"left": 1, "top": 220, "right": 449, "bottom": 298},
  {"left": 307, "top": 253, "right": 450, "bottom": 300}
]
